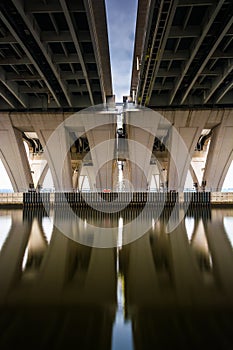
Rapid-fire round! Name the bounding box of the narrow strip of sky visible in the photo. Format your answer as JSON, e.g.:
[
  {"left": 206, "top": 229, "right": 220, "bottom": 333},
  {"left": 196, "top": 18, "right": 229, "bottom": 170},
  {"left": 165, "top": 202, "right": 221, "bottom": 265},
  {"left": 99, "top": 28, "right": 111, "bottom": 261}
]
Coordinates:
[{"left": 106, "top": 0, "right": 138, "bottom": 102}]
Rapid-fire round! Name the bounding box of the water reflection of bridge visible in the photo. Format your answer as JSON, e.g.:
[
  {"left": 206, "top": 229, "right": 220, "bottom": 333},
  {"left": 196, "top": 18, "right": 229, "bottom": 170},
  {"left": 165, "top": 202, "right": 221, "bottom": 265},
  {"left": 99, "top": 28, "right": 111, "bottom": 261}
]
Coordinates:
[{"left": 0, "top": 207, "right": 233, "bottom": 349}]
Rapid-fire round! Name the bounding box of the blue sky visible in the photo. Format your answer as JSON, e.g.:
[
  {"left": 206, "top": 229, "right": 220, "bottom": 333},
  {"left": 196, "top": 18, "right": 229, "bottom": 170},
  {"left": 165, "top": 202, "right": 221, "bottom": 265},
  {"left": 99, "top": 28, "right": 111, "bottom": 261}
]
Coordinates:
[{"left": 106, "top": 0, "right": 138, "bottom": 102}]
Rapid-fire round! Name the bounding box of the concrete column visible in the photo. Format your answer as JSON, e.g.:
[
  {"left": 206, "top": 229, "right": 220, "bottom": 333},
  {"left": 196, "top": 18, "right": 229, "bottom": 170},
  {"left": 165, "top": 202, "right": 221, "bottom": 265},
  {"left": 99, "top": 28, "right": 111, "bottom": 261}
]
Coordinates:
[
  {"left": 126, "top": 110, "right": 159, "bottom": 191},
  {"left": 72, "top": 167, "right": 79, "bottom": 190},
  {"left": 82, "top": 113, "right": 115, "bottom": 191},
  {"left": 127, "top": 126, "right": 154, "bottom": 190},
  {"left": 0, "top": 210, "right": 32, "bottom": 302},
  {"left": 86, "top": 127, "right": 115, "bottom": 190},
  {"left": 165, "top": 110, "right": 209, "bottom": 191},
  {"left": 0, "top": 113, "right": 33, "bottom": 191},
  {"left": 71, "top": 132, "right": 96, "bottom": 190},
  {"left": 203, "top": 111, "right": 233, "bottom": 191},
  {"left": 33, "top": 121, "right": 73, "bottom": 191}
]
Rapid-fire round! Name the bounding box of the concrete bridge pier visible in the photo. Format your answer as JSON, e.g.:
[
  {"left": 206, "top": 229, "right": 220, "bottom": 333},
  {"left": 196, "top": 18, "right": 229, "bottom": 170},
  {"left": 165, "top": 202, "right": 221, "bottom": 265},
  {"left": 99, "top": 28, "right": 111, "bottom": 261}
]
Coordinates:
[
  {"left": 82, "top": 113, "right": 116, "bottom": 191},
  {"left": 33, "top": 116, "right": 73, "bottom": 192},
  {"left": 126, "top": 110, "right": 159, "bottom": 191},
  {"left": 0, "top": 113, "right": 33, "bottom": 192},
  {"left": 163, "top": 110, "right": 209, "bottom": 191},
  {"left": 203, "top": 112, "right": 233, "bottom": 191}
]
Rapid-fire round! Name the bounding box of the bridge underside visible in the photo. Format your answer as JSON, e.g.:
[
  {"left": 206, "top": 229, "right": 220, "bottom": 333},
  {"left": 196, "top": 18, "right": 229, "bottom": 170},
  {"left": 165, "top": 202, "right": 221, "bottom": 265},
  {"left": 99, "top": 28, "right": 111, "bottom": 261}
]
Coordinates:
[
  {"left": 131, "top": 0, "right": 233, "bottom": 108},
  {"left": 0, "top": 0, "right": 112, "bottom": 111},
  {"left": 0, "top": 105, "right": 232, "bottom": 192},
  {"left": 0, "top": 0, "right": 232, "bottom": 193}
]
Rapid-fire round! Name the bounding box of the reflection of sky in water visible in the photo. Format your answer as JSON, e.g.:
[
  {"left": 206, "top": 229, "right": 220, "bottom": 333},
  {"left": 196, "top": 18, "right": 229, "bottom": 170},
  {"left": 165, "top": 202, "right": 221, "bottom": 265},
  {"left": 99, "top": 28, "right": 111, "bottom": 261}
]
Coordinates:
[
  {"left": 112, "top": 267, "right": 133, "bottom": 350},
  {"left": 224, "top": 217, "right": 233, "bottom": 247},
  {"left": 112, "top": 225, "right": 133, "bottom": 350},
  {"left": 22, "top": 246, "right": 28, "bottom": 271},
  {"left": 192, "top": 220, "right": 210, "bottom": 255},
  {"left": 0, "top": 215, "right": 12, "bottom": 251},
  {"left": 42, "top": 216, "right": 54, "bottom": 243},
  {"left": 22, "top": 217, "right": 53, "bottom": 272},
  {"left": 112, "top": 317, "right": 133, "bottom": 350},
  {"left": 185, "top": 217, "right": 195, "bottom": 241}
]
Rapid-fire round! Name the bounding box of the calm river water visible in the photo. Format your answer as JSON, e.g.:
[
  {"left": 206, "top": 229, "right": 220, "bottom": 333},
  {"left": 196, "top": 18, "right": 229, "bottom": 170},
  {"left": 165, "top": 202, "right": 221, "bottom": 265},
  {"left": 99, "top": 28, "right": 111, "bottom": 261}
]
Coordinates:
[{"left": 0, "top": 206, "right": 233, "bottom": 349}]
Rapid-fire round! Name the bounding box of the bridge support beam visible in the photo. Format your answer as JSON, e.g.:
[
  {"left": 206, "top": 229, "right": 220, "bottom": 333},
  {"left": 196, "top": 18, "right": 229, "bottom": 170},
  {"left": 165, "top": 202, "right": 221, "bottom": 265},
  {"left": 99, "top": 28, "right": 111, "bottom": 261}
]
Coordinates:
[
  {"left": 82, "top": 113, "right": 115, "bottom": 191},
  {"left": 86, "top": 126, "right": 115, "bottom": 190},
  {"left": 163, "top": 110, "right": 209, "bottom": 191},
  {"left": 0, "top": 113, "right": 33, "bottom": 192},
  {"left": 32, "top": 114, "right": 73, "bottom": 191},
  {"left": 126, "top": 110, "right": 159, "bottom": 191},
  {"left": 203, "top": 111, "right": 233, "bottom": 191}
]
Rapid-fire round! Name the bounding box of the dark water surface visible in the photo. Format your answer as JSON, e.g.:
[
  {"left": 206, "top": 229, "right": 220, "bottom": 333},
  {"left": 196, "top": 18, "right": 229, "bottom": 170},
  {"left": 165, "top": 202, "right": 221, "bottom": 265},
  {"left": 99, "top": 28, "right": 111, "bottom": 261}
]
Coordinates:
[{"left": 0, "top": 207, "right": 233, "bottom": 349}]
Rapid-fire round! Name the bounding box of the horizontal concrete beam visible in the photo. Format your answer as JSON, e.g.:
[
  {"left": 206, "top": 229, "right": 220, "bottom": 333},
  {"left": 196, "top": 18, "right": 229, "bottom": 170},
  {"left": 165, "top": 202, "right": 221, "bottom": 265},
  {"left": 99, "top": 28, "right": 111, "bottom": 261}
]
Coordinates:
[
  {"left": 40, "top": 30, "right": 91, "bottom": 43},
  {"left": 25, "top": 0, "right": 85, "bottom": 13}
]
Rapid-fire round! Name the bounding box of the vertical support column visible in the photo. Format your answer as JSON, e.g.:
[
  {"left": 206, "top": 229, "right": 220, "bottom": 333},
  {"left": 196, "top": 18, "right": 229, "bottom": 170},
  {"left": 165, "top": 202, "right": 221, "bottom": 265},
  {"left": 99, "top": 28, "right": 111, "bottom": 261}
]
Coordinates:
[
  {"left": 85, "top": 124, "right": 115, "bottom": 191},
  {"left": 166, "top": 110, "right": 209, "bottom": 191},
  {"left": 127, "top": 126, "right": 153, "bottom": 190},
  {"left": 34, "top": 124, "right": 73, "bottom": 191},
  {"left": 0, "top": 113, "right": 33, "bottom": 192},
  {"left": 203, "top": 111, "right": 233, "bottom": 191},
  {"left": 72, "top": 166, "right": 80, "bottom": 191},
  {"left": 127, "top": 110, "right": 159, "bottom": 191},
  {"left": 72, "top": 131, "right": 96, "bottom": 191}
]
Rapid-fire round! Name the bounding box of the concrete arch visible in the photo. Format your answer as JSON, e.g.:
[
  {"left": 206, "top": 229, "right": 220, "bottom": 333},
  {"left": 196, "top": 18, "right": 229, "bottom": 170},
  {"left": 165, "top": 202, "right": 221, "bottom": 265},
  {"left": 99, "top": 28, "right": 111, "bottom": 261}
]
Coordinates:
[
  {"left": 126, "top": 110, "right": 160, "bottom": 191},
  {"left": 163, "top": 110, "right": 210, "bottom": 191},
  {"left": 85, "top": 124, "right": 115, "bottom": 191},
  {"left": 0, "top": 114, "right": 33, "bottom": 192},
  {"left": 203, "top": 111, "right": 233, "bottom": 191},
  {"left": 0, "top": 152, "right": 16, "bottom": 191},
  {"left": 222, "top": 158, "right": 233, "bottom": 191},
  {"left": 219, "top": 149, "right": 233, "bottom": 191},
  {"left": 35, "top": 126, "right": 73, "bottom": 191}
]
